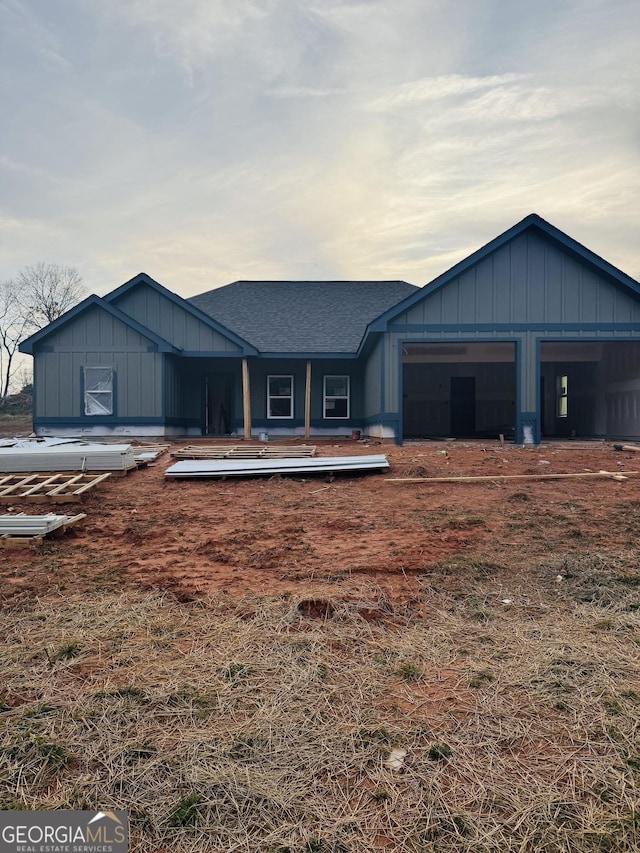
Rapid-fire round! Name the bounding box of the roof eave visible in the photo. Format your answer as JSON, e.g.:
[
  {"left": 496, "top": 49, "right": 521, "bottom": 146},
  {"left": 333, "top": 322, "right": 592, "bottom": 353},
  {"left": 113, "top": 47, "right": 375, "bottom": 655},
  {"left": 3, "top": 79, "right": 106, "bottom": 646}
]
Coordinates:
[{"left": 255, "top": 350, "right": 359, "bottom": 359}]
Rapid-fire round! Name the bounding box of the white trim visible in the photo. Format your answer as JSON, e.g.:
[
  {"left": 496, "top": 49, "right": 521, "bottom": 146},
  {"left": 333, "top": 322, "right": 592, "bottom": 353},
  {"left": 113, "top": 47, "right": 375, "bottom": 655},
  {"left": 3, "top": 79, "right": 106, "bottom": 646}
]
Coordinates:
[
  {"left": 323, "top": 375, "right": 350, "bottom": 419},
  {"left": 267, "top": 374, "right": 294, "bottom": 419},
  {"left": 35, "top": 425, "right": 202, "bottom": 437}
]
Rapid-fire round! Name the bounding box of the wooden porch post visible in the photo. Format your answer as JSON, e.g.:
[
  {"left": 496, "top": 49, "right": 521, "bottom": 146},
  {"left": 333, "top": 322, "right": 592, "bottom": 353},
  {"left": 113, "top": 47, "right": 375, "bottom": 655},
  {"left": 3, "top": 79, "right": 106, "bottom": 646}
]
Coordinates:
[
  {"left": 304, "top": 360, "right": 311, "bottom": 439},
  {"left": 242, "top": 358, "right": 252, "bottom": 440}
]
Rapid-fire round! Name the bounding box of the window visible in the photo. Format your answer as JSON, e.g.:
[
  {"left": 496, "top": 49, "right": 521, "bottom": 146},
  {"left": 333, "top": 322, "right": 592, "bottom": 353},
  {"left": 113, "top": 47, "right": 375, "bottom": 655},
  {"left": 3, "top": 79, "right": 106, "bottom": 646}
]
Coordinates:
[
  {"left": 84, "top": 366, "right": 114, "bottom": 416},
  {"left": 324, "top": 375, "right": 350, "bottom": 419},
  {"left": 267, "top": 375, "right": 293, "bottom": 418},
  {"left": 556, "top": 374, "right": 568, "bottom": 418}
]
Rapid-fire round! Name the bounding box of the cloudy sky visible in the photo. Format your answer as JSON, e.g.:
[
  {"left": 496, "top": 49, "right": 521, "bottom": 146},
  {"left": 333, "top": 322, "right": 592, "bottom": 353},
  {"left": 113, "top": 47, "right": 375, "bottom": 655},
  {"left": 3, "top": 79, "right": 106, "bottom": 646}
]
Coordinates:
[{"left": 1, "top": 0, "right": 639, "bottom": 298}]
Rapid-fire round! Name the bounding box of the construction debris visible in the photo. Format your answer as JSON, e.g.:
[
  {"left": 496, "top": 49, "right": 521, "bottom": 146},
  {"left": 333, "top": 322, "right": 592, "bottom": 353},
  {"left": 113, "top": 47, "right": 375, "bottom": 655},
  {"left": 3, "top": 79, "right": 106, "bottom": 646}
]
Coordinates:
[
  {"left": 0, "top": 472, "right": 111, "bottom": 503},
  {"left": 386, "top": 470, "right": 636, "bottom": 484},
  {"left": 171, "top": 444, "right": 317, "bottom": 460},
  {"left": 165, "top": 455, "right": 389, "bottom": 479},
  {"left": 0, "top": 512, "right": 86, "bottom": 547},
  {"left": 386, "top": 748, "right": 407, "bottom": 770},
  {"left": 132, "top": 444, "right": 171, "bottom": 463},
  {"left": 613, "top": 444, "right": 640, "bottom": 453}
]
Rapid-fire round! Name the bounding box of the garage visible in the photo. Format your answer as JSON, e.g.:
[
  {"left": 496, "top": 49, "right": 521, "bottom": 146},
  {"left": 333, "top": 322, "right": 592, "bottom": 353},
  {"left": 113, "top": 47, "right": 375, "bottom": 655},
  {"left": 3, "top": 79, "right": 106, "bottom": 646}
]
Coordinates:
[
  {"left": 540, "top": 341, "right": 640, "bottom": 439},
  {"left": 402, "top": 342, "right": 516, "bottom": 439}
]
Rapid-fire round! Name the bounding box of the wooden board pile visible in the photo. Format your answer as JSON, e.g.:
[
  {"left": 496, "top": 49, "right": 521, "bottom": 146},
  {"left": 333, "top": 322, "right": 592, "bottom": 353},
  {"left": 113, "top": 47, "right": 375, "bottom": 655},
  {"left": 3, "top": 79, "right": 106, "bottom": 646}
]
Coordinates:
[
  {"left": 132, "top": 444, "right": 171, "bottom": 463},
  {"left": 171, "top": 445, "right": 317, "bottom": 459}
]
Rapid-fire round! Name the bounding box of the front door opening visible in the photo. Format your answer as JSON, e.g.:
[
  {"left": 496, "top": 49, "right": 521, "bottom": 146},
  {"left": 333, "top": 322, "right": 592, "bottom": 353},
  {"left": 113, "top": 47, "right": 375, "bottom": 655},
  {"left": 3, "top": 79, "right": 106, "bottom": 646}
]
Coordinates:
[{"left": 204, "top": 374, "right": 233, "bottom": 435}]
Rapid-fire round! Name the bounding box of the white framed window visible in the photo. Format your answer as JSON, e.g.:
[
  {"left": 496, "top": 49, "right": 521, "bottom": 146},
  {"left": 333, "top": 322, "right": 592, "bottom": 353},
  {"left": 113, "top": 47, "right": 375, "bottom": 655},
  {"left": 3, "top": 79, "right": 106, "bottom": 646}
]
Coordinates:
[
  {"left": 556, "top": 374, "right": 568, "bottom": 418},
  {"left": 267, "top": 375, "right": 293, "bottom": 418},
  {"left": 84, "top": 366, "right": 114, "bottom": 416},
  {"left": 324, "top": 375, "right": 350, "bottom": 419}
]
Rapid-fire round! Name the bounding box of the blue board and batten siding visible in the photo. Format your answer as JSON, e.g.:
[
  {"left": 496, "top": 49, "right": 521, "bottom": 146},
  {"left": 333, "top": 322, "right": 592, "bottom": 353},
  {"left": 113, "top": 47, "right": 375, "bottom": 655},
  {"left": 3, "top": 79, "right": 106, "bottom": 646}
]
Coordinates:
[
  {"left": 33, "top": 305, "right": 164, "bottom": 426},
  {"left": 389, "top": 233, "right": 640, "bottom": 328},
  {"left": 110, "top": 283, "right": 243, "bottom": 354},
  {"left": 362, "top": 338, "right": 383, "bottom": 434},
  {"left": 379, "top": 231, "right": 640, "bottom": 442}
]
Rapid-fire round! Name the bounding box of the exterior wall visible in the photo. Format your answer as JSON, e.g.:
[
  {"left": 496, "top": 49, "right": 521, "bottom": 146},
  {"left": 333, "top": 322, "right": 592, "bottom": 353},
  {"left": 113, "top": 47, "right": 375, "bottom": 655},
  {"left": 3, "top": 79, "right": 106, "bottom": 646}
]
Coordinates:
[
  {"left": 361, "top": 337, "right": 396, "bottom": 437},
  {"left": 164, "top": 355, "right": 181, "bottom": 420},
  {"left": 111, "top": 283, "right": 242, "bottom": 353},
  {"left": 244, "top": 357, "right": 362, "bottom": 436},
  {"left": 33, "top": 305, "right": 164, "bottom": 428},
  {"left": 362, "top": 338, "right": 382, "bottom": 419}
]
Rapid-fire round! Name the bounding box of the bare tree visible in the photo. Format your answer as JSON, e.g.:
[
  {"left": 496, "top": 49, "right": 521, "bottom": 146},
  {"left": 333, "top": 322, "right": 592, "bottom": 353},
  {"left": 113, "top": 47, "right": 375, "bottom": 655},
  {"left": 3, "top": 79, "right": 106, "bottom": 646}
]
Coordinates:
[
  {"left": 0, "top": 280, "right": 32, "bottom": 398},
  {"left": 16, "top": 262, "right": 84, "bottom": 328},
  {"left": 0, "top": 263, "right": 84, "bottom": 398}
]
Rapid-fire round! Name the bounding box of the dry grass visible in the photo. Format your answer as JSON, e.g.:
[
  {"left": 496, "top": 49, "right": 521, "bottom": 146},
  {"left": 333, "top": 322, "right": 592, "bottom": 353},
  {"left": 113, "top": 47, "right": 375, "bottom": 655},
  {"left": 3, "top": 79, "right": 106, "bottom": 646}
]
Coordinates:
[
  {"left": 0, "top": 413, "right": 33, "bottom": 436},
  {"left": 1, "top": 557, "right": 638, "bottom": 852}
]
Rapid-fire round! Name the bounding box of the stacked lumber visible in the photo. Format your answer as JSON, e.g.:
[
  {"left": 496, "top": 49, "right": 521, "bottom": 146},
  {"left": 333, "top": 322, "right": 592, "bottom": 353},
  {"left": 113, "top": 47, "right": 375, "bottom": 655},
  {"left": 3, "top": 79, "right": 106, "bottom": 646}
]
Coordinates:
[
  {"left": 132, "top": 444, "right": 171, "bottom": 463},
  {"left": 165, "top": 455, "right": 388, "bottom": 479},
  {"left": 0, "top": 512, "right": 86, "bottom": 547},
  {"left": 171, "top": 444, "right": 317, "bottom": 459}
]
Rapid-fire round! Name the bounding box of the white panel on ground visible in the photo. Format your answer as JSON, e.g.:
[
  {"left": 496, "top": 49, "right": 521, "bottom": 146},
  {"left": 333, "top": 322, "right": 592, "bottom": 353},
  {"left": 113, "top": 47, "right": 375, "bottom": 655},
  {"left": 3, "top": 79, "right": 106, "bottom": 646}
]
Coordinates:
[
  {"left": 0, "top": 439, "right": 137, "bottom": 472},
  {"left": 165, "top": 455, "right": 389, "bottom": 478}
]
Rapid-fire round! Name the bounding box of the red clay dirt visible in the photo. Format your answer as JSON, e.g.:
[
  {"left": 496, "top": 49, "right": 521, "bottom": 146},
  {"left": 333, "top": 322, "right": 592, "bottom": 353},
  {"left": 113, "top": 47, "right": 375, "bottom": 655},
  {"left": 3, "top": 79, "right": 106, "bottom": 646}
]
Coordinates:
[{"left": 2, "top": 438, "right": 639, "bottom": 606}]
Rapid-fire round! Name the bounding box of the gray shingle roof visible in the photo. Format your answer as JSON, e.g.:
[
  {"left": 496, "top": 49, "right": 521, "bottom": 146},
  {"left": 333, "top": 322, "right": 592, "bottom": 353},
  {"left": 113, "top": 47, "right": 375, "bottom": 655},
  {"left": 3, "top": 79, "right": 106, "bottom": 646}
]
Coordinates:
[{"left": 188, "top": 280, "right": 419, "bottom": 354}]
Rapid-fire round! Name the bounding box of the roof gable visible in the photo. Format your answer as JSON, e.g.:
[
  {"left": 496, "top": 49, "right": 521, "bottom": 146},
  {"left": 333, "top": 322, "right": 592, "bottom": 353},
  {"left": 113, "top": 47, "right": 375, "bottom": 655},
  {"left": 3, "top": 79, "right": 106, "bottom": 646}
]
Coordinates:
[
  {"left": 189, "top": 280, "right": 419, "bottom": 354},
  {"left": 19, "top": 294, "right": 179, "bottom": 355},
  {"left": 369, "top": 214, "right": 640, "bottom": 331},
  {"left": 105, "top": 273, "right": 256, "bottom": 354}
]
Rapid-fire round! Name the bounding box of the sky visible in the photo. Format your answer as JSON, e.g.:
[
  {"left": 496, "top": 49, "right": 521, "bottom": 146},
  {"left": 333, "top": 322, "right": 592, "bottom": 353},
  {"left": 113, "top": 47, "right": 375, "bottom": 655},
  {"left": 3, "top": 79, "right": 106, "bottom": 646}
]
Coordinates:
[{"left": 1, "top": 0, "right": 639, "bottom": 299}]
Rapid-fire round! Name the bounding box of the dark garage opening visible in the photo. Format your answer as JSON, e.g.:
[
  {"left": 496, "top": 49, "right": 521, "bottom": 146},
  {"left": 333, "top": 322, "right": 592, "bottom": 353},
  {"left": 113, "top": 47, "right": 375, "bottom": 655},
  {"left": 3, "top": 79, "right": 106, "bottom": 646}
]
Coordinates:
[
  {"left": 402, "top": 342, "right": 516, "bottom": 439},
  {"left": 540, "top": 341, "right": 640, "bottom": 440}
]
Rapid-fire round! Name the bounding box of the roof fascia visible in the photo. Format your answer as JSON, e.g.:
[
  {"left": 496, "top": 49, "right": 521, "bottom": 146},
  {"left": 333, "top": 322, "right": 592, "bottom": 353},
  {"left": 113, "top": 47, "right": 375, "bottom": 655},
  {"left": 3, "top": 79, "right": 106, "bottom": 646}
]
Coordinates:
[
  {"left": 256, "top": 351, "right": 359, "bottom": 360},
  {"left": 19, "top": 294, "right": 179, "bottom": 354},
  {"left": 104, "top": 272, "right": 257, "bottom": 355},
  {"left": 357, "top": 328, "right": 381, "bottom": 358},
  {"left": 368, "top": 214, "right": 640, "bottom": 332}
]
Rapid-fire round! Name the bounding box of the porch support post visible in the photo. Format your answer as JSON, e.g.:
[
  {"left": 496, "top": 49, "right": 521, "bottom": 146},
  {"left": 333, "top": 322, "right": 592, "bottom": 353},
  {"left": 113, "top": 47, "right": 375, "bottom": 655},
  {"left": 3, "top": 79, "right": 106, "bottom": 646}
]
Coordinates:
[
  {"left": 304, "top": 360, "right": 311, "bottom": 439},
  {"left": 242, "top": 358, "right": 252, "bottom": 440}
]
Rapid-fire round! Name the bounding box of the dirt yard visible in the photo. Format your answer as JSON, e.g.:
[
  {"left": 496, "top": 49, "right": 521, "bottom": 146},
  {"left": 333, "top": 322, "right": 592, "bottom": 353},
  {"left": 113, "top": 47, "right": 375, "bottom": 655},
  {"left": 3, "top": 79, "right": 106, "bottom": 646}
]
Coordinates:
[
  {"left": 1, "top": 438, "right": 638, "bottom": 852},
  {"left": 3, "top": 437, "right": 640, "bottom": 603}
]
